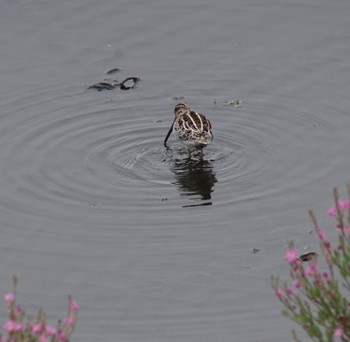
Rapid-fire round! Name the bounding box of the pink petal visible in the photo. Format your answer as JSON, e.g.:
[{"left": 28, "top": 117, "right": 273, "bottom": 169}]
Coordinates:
[
  {"left": 274, "top": 288, "right": 284, "bottom": 299},
  {"left": 293, "top": 280, "right": 301, "bottom": 288},
  {"left": 338, "top": 201, "right": 350, "bottom": 209},
  {"left": 31, "top": 322, "right": 43, "bottom": 334},
  {"left": 15, "top": 323, "right": 24, "bottom": 332},
  {"left": 4, "top": 293, "right": 15, "bottom": 304},
  {"left": 70, "top": 299, "right": 79, "bottom": 312},
  {"left": 45, "top": 325, "right": 56, "bottom": 336},
  {"left": 322, "top": 272, "right": 330, "bottom": 281},
  {"left": 63, "top": 316, "right": 75, "bottom": 327},
  {"left": 3, "top": 320, "right": 17, "bottom": 332},
  {"left": 286, "top": 288, "right": 294, "bottom": 296},
  {"left": 285, "top": 248, "right": 298, "bottom": 263},
  {"left": 333, "top": 327, "right": 343, "bottom": 338},
  {"left": 305, "top": 267, "right": 313, "bottom": 276},
  {"left": 317, "top": 230, "right": 326, "bottom": 240},
  {"left": 328, "top": 207, "right": 337, "bottom": 216}
]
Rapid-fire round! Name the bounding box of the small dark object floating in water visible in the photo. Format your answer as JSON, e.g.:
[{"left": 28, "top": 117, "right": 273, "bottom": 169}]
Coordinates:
[
  {"left": 88, "top": 76, "right": 140, "bottom": 91},
  {"left": 105, "top": 68, "right": 121, "bottom": 75},
  {"left": 88, "top": 81, "right": 118, "bottom": 91},
  {"left": 119, "top": 77, "right": 140, "bottom": 90},
  {"left": 298, "top": 252, "right": 318, "bottom": 263}
]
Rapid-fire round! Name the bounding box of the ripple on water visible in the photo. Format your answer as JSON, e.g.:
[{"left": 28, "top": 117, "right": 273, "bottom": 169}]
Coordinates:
[{"left": 0, "top": 88, "right": 342, "bottom": 233}]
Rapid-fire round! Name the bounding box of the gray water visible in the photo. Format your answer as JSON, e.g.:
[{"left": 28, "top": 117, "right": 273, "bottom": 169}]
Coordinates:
[{"left": 1, "top": 0, "right": 350, "bottom": 341}]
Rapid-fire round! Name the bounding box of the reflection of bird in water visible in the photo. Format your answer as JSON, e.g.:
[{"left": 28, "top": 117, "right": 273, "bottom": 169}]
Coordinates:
[
  {"left": 170, "top": 151, "right": 217, "bottom": 207},
  {"left": 164, "top": 103, "right": 213, "bottom": 150}
]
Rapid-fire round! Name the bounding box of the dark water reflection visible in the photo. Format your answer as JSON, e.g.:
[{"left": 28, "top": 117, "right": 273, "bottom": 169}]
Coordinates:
[{"left": 169, "top": 150, "right": 217, "bottom": 207}]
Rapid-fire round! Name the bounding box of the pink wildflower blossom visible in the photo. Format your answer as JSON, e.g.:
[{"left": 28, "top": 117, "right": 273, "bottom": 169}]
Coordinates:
[
  {"left": 317, "top": 230, "right": 326, "bottom": 240},
  {"left": 305, "top": 267, "right": 314, "bottom": 276},
  {"left": 293, "top": 279, "right": 301, "bottom": 288},
  {"left": 3, "top": 320, "right": 17, "bottom": 332},
  {"left": 4, "top": 293, "right": 15, "bottom": 304},
  {"left": 70, "top": 299, "right": 79, "bottom": 312},
  {"left": 286, "top": 288, "right": 294, "bottom": 296},
  {"left": 304, "top": 263, "right": 318, "bottom": 277},
  {"left": 323, "top": 240, "right": 332, "bottom": 249},
  {"left": 322, "top": 272, "right": 330, "bottom": 281},
  {"left": 285, "top": 248, "right": 298, "bottom": 263},
  {"left": 339, "top": 201, "right": 350, "bottom": 209},
  {"left": 31, "top": 322, "right": 43, "bottom": 334},
  {"left": 310, "top": 263, "right": 318, "bottom": 272},
  {"left": 15, "top": 323, "right": 24, "bottom": 332},
  {"left": 63, "top": 316, "right": 75, "bottom": 327},
  {"left": 45, "top": 325, "right": 56, "bottom": 336},
  {"left": 328, "top": 201, "right": 350, "bottom": 216},
  {"left": 274, "top": 288, "right": 284, "bottom": 299},
  {"left": 333, "top": 327, "right": 343, "bottom": 338},
  {"left": 328, "top": 207, "right": 337, "bottom": 216},
  {"left": 39, "top": 336, "right": 48, "bottom": 342},
  {"left": 57, "top": 332, "right": 68, "bottom": 342}
]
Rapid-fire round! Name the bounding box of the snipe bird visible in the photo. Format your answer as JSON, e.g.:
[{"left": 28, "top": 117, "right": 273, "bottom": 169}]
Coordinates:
[{"left": 164, "top": 103, "right": 213, "bottom": 149}]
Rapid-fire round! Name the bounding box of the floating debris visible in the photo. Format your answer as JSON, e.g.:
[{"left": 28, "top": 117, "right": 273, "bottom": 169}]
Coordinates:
[
  {"left": 119, "top": 77, "right": 141, "bottom": 90},
  {"left": 88, "top": 76, "right": 140, "bottom": 91},
  {"left": 88, "top": 80, "right": 118, "bottom": 91},
  {"left": 106, "top": 68, "right": 121, "bottom": 75},
  {"left": 89, "top": 201, "right": 97, "bottom": 207},
  {"left": 298, "top": 252, "right": 318, "bottom": 263},
  {"left": 172, "top": 96, "right": 185, "bottom": 101},
  {"left": 252, "top": 247, "right": 260, "bottom": 254},
  {"left": 224, "top": 99, "right": 242, "bottom": 107}
]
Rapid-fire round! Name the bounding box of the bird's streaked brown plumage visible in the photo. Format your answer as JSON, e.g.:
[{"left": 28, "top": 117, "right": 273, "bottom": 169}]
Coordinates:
[{"left": 164, "top": 103, "right": 213, "bottom": 149}]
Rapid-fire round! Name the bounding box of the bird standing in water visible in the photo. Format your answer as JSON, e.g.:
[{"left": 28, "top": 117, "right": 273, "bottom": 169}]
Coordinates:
[{"left": 164, "top": 103, "right": 213, "bottom": 150}]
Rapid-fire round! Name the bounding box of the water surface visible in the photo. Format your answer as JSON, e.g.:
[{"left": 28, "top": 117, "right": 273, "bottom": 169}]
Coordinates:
[{"left": 0, "top": 0, "right": 350, "bottom": 341}]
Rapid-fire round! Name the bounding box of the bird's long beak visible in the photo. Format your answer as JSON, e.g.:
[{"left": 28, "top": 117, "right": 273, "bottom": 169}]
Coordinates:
[{"left": 164, "top": 121, "right": 174, "bottom": 147}]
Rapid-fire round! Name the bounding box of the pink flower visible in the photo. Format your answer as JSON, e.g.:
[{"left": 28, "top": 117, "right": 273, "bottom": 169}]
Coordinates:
[
  {"left": 285, "top": 248, "right": 298, "bottom": 263},
  {"left": 3, "top": 320, "right": 17, "bottom": 332},
  {"left": 328, "top": 201, "right": 350, "bottom": 216},
  {"left": 39, "top": 336, "right": 48, "bottom": 342},
  {"left": 286, "top": 288, "right": 294, "bottom": 296},
  {"left": 323, "top": 241, "right": 332, "bottom": 249},
  {"left": 328, "top": 207, "right": 337, "bottom": 216},
  {"left": 31, "top": 322, "right": 43, "bottom": 334},
  {"left": 57, "top": 332, "right": 68, "bottom": 342},
  {"left": 45, "top": 325, "right": 56, "bottom": 336},
  {"left": 15, "top": 323, "right": 24, "bottom": 332},
  {"left": 70, "top": 299, "right": 79, "bottom": 312},
  {"left": 322, "top": 272, "right": 330, "bottom": 281},
  {"left": 305, "top": 267, "right": 314, "bottom": 276},
  {"left": 317, "top": 230, "right": 326, "bottom": 240},
  {"left": 4, "top": 293, "right": 15, "bottom": 304},
  {"left": 274, "top": 288, "right": 284, "bottom": 299},
  {"left": 333, "top": 327, "right": 343, "bottom": 338},
  {"left": 63, "top": 316, "right": 75, "bottom": 327},
  {"left": 339, "top": 201, "right": 350, "bottom": 209},
  {"left": 293, "top": 280, "right": 301, "bottom": 288}
]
